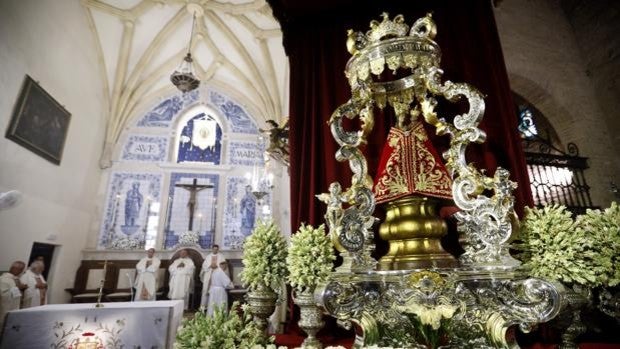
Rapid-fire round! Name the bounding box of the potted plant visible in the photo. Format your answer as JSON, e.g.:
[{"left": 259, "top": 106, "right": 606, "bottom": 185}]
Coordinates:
[
  {"left": 240, "top": 219, "right": 288, "bottom": 332},
  {"left": 287, "top": 223, "right": 335, "bottom": 348}
]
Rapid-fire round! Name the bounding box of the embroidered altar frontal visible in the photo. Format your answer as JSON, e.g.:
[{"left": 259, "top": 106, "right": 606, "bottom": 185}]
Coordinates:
[{"left": 0, "top": 300, "right": 184, "bottom": 349}]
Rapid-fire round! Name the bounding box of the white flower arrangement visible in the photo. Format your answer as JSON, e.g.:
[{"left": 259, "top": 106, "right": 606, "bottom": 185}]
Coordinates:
[
  {"left": 287, "top": 224, "right": 335, "bottom": 293},
  {"left": 240, "top": 219, "right": 288, "bottom": 291},
  {"left": 175, "top": 302, "right": 272, "bottom": 348},
  {"left": 517, "top": 203, "right": 620, "bottom": 288},
  {"left": 391, "top": 301, "right": 457, "bottom": 348},
  {"left": 178, "top": 231, "right": 200, "bottom": 246},
  {"left": 109, "top": 236, "right": 142, "bottom": 250},
  {"left": 396, "top": 303, "right": 457, "bottom": 331}
]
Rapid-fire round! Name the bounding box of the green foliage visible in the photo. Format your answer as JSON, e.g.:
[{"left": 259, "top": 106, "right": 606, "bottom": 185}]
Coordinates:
[
  {"left": 575, "top": 202, "right": 620, "bottom": 287},
  {"left": 174, "top": 302, "right": 272, "bottom": 349},
  {"left": 240, "top": 219, "right": 288, "bottom": 291},
  {"left": 517, "top": 203, "right": 620, "bottom": 287},
  {"left": 287, "top": 224, "right": 335, "bottom": 292}
]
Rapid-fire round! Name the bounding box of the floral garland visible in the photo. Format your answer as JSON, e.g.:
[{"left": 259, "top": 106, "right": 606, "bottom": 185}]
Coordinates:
[
  {"left": 287, "top": 224, "right": 335, "bottom": 293},
  {"left": 109, "top": 236, "right": 142, "bottom": 250},
  {"left": 174, "top": 302, "right": 272, "bottom": 349},
  {"left": 517, "top": 203, "right": 620, "bottom": 287},
  {"left": 240, "top": 219, "right": 288, "bottom": 291}
]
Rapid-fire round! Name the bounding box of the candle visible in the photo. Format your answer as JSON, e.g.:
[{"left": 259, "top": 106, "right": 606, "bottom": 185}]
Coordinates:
[
  {"left": 197, "top": 213, "right": 203, "bottom": 232},
  {"left": 143, "top": 196, "right": 151, "bottom": 232},
  {"left": 211, "top": 197, "right": 217, "bottom": 232},
  {"left": 166, "top": 195, "right": 172, "bottom": 223},
  {"left": 110, "top": 193, "right": 121, "bottom": 230}
]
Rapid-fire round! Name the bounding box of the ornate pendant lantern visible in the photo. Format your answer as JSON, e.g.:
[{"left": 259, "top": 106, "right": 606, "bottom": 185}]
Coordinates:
[{"left": 170, "top": 7, "right": 200, "bottom": 93}]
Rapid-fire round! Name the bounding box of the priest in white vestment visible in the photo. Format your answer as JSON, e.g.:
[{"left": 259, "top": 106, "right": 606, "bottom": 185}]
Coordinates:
[
  {"left": 1, "top": 261, "right": 27, "bottom": 330},
  {"left": 20, "top": 261, "right": 47, "bottom": 308},
  {"left": 199, "top": 244, "right": 227, "bottom": 308},
  {"left": 168, "top": 249, "right": 195, "bottom": 309},
  {"left": 206, "top": 262, "right": 233, "bottom": 316},
  {"left": 135, "top": 248, "right": 161, "bottom": 301}
]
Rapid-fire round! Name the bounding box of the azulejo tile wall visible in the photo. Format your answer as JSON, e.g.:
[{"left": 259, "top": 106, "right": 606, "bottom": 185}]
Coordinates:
[
  {"left": 222, "top": 176, "right": 271, "bottom": 250},
  {"left": 176, "top": 113, "right": 222, "bottom": 165},
  {"left": 121, "top": 135, "right": 169, "bottom": 162},
  {"left": 228, "top": 141, "right": 265, "bottom": 167},
  {"left": 164, "top": 172, "right": 219, "bottom": 249},
  {"left": 97, "top": 86, "right": 282, "bottom": 251},
  {"left": 209, "top": 91, "right": 258, "bottom": 134},
  {"left": 136, "top": 90, "right": 199, "bottom": 128},
  {"left": 99, "top": 172, "right": 162, "bottom": 248}
]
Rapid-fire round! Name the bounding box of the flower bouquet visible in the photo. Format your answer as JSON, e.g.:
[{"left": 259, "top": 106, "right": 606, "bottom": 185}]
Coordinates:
[
  {"left": 174, "top": 302, "right": 272, "bottom": 349},
  {"left": 574, "top": 202, "right": 620, "bottom": 287},
  {"left": 240, "top": 219, "right": 288, "bottom": 332},
  {"left": 287, "top": 223, "right": 335, "bottom": 293},
  {"left": 109, "top": 236, "right": 142, "bottom": 250},
  {"left": 516, "top": 204, "right": 617, "bottom": 287},
  {"left": 287, "top": 223, "right": 335, "bottom": 348},
  {"left": 240, "top": 219, "right": 288, "bottom": 291},
  {"left": 395, "top": 302, "right": 457, "bottom": 349},
  {"left": 516, "top": 203, "right": 620, "bottom": 348},
  {"left": 178, "top": 231, "right": 200, "bottom": 247}
]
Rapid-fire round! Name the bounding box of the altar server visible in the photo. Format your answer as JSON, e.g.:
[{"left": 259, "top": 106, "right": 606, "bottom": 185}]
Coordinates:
[
  {"left": 199, "top": 244, "right": 227, "bottom": 308},
  {"left": 1, "top": 261, "right": 27, "bottom": 329},
  {"left": 206, "top": 261, "right": 234, "bottom": 316},
  {"left": 135, "top": 248, "right": 161, "bottom": 301},
  {"left": 168, "top": 249, "right": 195, "bottom": 309},
  {"left": 20, "top": 261, "right": 47, "bottom": 307}
]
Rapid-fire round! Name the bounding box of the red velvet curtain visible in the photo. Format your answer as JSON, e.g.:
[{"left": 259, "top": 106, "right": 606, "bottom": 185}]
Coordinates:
[{"left": 268, "top": 0, "right": 533, "bottom": 233}]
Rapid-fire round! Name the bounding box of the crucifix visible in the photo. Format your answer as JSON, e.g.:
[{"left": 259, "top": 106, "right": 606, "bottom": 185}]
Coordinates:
[{"left": 175, "top": 178, "right": 213, "bottom": 231}]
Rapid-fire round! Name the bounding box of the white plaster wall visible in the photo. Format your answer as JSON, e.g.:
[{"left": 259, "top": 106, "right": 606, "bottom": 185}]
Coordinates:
[
  {"left": 495, "top": 0, "right": 620, "bottom": 207},
  {"left": 0, "top": 0, "right": 106, "bottom": 303}
]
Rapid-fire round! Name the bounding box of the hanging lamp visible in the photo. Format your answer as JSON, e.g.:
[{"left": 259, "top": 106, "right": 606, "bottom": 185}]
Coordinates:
[{"left": 170, "top": 6, "right": 201, "bottom": 93}]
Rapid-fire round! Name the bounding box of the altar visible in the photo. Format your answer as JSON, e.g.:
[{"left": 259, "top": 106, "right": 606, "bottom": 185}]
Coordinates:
[{"left": 0, "top": 300, "right": 183, "bottom": 349}]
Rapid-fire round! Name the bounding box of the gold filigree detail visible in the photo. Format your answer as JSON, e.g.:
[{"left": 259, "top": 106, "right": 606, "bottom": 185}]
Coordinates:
[
  {"left": 408, "top": 270, "right": 445, "bottom": 288},
  {"left": 374, "top": 123, "right": 452, "bottom": 204},
  {"left": 386, "top": 55, "right": 401, "bottom": 72},
  {"left": 370, "top": 58, "right": 385, "bottom": 76}
]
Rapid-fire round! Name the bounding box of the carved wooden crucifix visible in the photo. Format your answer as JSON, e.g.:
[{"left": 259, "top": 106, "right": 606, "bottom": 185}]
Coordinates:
[{"left": 174, "top": 178, "right": 213, "bottom": 231}]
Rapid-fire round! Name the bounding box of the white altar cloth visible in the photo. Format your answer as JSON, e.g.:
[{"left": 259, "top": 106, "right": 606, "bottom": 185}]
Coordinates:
[{"left": 0, "top": 300, "right": 183, "bottom": 348}]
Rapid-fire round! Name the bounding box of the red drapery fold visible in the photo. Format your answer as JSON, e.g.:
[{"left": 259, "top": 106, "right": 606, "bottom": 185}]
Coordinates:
[{"left": 270, "top": 0, "right": 533, "bottom": 233}]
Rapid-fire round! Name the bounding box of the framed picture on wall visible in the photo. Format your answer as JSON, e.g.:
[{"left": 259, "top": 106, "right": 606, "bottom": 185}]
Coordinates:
[{"left": 5, "top": 75, "right": 71, "bottom": 165}]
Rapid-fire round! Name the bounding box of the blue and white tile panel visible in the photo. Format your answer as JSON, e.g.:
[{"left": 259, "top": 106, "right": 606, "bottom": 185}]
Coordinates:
[
  {"left": 98, "top": 172, "right": 163, "bottom": 248},
  {"left": 209, "top": 91, "right": 259, "bottom": 134},
  {"left": 227, "top": 141, "right": 265, "bottom": 167},
  {"left": 136, "top": 90, "right": 199, "bottom": 128},
  {"left": 164, "top": 172, "right": 219, "bottom": 249},
  {"left": 222, "top": 176, "right": 271, "bottom": 250},
  {"left": 121, "top": 135, "right": 169, "bottom": 162}
]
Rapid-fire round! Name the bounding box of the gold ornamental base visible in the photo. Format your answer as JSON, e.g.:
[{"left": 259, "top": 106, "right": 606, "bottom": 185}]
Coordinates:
[{"left": 378, "top": 195, "right": 457, "bottom": 270}]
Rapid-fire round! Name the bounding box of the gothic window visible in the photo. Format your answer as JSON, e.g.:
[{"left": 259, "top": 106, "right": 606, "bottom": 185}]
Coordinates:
[{"left": 176, "top": 109, "right": 223, "bottom": 164}]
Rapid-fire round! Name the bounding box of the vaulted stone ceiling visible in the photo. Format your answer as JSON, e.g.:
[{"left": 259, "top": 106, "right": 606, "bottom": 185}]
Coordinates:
[{"left": 82, "top": 0, "right": 288, "bottom": 162}]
